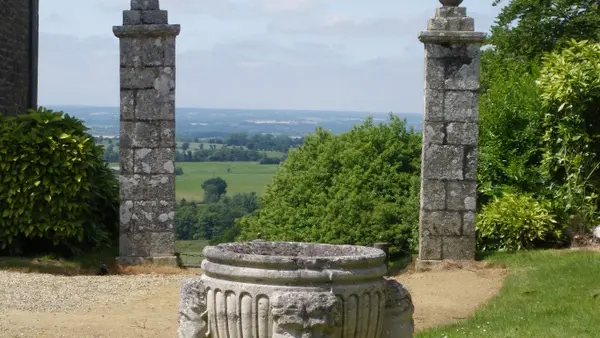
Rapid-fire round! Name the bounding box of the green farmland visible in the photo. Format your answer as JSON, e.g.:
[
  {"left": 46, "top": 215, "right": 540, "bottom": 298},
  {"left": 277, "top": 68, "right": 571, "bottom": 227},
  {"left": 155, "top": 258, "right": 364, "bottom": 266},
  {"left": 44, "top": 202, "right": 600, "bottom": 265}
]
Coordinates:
[
  {"left": 176, "top": 162, "right": 279, "bottom": 201},
  {"left": 109, "top": 161, "right": 279, "bottom": 201}
]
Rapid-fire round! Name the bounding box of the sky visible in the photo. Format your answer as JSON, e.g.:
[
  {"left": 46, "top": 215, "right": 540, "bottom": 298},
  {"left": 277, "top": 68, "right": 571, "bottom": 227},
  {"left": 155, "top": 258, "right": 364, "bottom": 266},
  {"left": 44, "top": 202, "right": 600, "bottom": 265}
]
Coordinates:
[{"left": 39, "top": 0, "right": 503, "bottom": 113}]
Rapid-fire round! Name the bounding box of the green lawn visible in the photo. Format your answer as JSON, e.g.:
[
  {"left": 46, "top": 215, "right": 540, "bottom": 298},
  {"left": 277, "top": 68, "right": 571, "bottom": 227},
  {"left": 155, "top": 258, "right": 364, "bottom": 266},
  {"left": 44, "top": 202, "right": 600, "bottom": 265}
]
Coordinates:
[
  {"left": 417, "top": 249, "right": 600, "bottom": 338},
  {"left": 176, "top": 239, "right": 209, "bottom": 267},
  {"left": 176, "top": 162, "right": 279, "bottom": 201}
]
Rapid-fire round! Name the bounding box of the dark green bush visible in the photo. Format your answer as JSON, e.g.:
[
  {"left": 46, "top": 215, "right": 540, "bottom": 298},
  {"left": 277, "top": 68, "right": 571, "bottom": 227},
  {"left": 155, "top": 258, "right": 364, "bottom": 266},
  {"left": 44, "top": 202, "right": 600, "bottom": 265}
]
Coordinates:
[
  {"left": 0, "top": 108, "right": 119, "bottom": 255},
  {"left": 476, "top": 191, "right": 562, "bottom": 251},
  {"left": 175, "top": 167, "right": 184, "bottom": 175}
]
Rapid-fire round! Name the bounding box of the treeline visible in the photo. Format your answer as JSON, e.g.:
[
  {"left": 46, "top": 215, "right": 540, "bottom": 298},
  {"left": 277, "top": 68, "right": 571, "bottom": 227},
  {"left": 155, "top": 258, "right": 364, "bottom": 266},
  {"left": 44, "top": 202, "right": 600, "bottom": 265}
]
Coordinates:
[
  {"left": 175, "top": 178, "right": 258, "bottom": 244},
  {"left": 175, "top": 146, "right": 284, "bottom": 163},
  {"left": 181, "top": 133, "right": 304, "bottom": 152}
]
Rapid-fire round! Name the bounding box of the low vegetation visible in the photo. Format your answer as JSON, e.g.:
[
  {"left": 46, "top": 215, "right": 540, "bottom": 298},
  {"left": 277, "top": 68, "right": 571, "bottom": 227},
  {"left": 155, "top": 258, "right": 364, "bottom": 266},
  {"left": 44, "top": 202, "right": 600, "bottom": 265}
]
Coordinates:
[{"left": 418, "top": 249, "right": 600, "bottom": 337}]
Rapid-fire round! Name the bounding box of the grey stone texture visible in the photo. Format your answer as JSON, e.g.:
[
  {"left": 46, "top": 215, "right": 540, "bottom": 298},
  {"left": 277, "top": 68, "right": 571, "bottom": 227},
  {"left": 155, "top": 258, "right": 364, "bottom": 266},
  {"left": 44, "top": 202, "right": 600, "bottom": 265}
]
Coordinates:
[
  {"left": 0, "top": 0, "right": 38, "bottom": 116},
  {"left": 114, "top": 0, "right": 181, "bottom": 266},
  {"left": 417, "top": 3, "right": 485, "bottom": 264},
  {"left": 178, "top": 241, "right": 414, "bottom": 338}
]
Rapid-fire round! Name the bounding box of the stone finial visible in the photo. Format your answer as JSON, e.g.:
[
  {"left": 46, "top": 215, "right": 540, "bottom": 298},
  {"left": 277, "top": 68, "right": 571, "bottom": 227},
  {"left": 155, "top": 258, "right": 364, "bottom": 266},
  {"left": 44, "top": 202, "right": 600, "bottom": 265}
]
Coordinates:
[
  {"left": 439, "top": 0, "right": 463, "bottom": 6},
  {"left": 131, "top": 0, "right": 160, "bottom": 10}
]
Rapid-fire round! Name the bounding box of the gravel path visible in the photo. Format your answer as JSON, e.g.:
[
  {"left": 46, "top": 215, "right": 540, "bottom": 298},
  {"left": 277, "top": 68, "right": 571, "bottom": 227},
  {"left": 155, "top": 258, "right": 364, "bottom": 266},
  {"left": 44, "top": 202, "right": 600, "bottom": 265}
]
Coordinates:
[{"left": 0, "top": 270, "right": 197, "bottom": 338}]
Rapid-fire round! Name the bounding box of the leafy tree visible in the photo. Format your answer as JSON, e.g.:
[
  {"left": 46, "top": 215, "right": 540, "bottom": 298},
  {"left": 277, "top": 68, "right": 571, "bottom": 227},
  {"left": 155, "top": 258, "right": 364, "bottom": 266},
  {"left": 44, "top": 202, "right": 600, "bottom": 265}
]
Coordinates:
[
  {"left": 537, "top": 40, "right": 600, "bottom": 232},
  {"left": 182, "top": 142, "right": 190, "bottom": 151},
  {"left": 201, "top": 177, "right": 228, "bottom": 203},
  {"left": 489, "top": 0, "right": 600, "bottom": 62},
  {"left": 237, "top": 115, "right": 422, "bottom": 255}
]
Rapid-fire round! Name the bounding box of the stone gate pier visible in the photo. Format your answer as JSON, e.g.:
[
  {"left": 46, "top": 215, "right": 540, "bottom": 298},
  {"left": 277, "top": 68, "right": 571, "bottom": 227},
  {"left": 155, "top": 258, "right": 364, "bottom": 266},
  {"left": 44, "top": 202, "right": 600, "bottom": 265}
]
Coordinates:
[
  {"left": 417, "top": 0, "right": 485, "bottom": 267},
  {"left": 114, "top": 0, "right": 181, "bottom": 265}
]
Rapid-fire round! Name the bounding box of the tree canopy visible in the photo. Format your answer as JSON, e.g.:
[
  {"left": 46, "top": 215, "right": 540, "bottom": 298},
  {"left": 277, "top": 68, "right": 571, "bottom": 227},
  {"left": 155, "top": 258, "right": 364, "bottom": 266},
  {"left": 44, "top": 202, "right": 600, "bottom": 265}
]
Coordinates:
[{"left": 237, "top": 115, "right": 422, "bottom": 254}]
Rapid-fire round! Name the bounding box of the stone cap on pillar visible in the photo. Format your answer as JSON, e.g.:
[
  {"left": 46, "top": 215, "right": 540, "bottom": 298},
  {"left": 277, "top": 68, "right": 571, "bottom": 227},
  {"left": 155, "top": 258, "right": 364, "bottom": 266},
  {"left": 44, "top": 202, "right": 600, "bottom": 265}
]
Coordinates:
[
  {"left": 418, "top": 0, "right": 485, "bottom": 44},
  {"left": 113, "top": 0, "right": 181, "bottom": 38}
]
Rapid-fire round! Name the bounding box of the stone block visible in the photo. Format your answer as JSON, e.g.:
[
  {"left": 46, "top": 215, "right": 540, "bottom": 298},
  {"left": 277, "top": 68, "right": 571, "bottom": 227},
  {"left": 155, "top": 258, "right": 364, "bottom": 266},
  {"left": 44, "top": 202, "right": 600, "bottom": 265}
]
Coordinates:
[
  {"left": 133, "top": 148, "right": 175, "bottom": 174},
  {"left": 120, "top": 147, "right": 134, "bottom": 174},
  {"left": 145, "top": 174, "right": 176, "bottom": 201},
  {"left": 138, "top": 37, "right": 165, "bottom": 67},
  {"left": 422, "top": 144, "right": 463, "bottom": 180},
  {"left": 446, "top": 180, "right": 477, "bottom": 211},
  {"left": 120, "top": 90, "right": 135, "bottom": 120},
  {"left": 123, "top": 10, "right": 142, "bottom": 25},
  {"left": 160, "top": 120, "right": 176, "bottom": 147},
  {"left": 123, "top": 121, "right": 160, "bottom": 148},
  {"left": 425, "top": 59, "right": 445, "bottom": 90},
  {"left": 150, "top": 232, "right": 175, "bottom": 256},
  {"left": 421, "top": 179, "right": 446, "bottom": 210},
  {"left": 119, "top": 38, "right": 142, "bottom": 68},
  {"left": 135, "top": 89, "right": 175, "bottom": 120},
  {"left": 443, "top": 236, "right": 475, "bottom": 260},
  {"left": 446, "top": 17, "right": 462, "bottom": 32},
  {"left": 120, "top": 200, "right": 134, "bottom": 227},
  {"left": 462, "top": 211, "right": 476, "bottom": 236},
  {"left": 436, "top": 7, "right": 467, "bottom": 18},
  {"left": 131, "top": 0, "right": 159, "bottom": 10},
  {"left": 154, "top": 67, "right": 175, "bottom": 94},
  {"left": 420, "top": 210, "right": 462, "bottom": 236},
  {"left": 141, "top": 10, "right": 168, "bottom": 25},
  {"left": 423, "top": 121, "right": 445, "bottom": 145},
  {"left": 121, "top": 67, "right": 158, "bottom": 89},
  {"left": 424, "top": 89, "right": 444, "bottom": 122},
  {"left": 419, "top": 235, "right": 442, "bottom": 260},
  {"left": 427, "top": 18, "right": 447, "bottom": 31},
  {"left": 120, "top": 174, "right": 144, "bottom": 200},
  {"left": 460, "top": 17, "right": 475, "bottom": 31},
  {"left": 128, "top": 200, "right": 175, "bottom": 232},
  {"left": 165, "top": 37, "right": 176, "bottom": 66},
  {"left": 446, "top": 122, "right": 478, "bottom": 145},
  {"left": 464, "top": 146, "right": 478, "bottom": 180},
  {"left": 444, "top": 91, "right": 478, "bottom": 122},
  {"left": 444, "top": 57, "right": 481, "bottom": 90},
  {"left": 425, "top": 43, "right": 480, "bottom": 59},
  {"left": 119, "top": 232, "right": 151, "bottom": 257}
]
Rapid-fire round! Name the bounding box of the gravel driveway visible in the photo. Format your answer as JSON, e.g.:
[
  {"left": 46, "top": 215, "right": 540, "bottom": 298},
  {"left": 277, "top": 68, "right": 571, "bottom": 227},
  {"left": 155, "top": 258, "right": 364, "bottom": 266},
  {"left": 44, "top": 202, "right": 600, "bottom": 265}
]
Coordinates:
[{"left": 0, "top": 270, "right": 197, "bottom": 338}]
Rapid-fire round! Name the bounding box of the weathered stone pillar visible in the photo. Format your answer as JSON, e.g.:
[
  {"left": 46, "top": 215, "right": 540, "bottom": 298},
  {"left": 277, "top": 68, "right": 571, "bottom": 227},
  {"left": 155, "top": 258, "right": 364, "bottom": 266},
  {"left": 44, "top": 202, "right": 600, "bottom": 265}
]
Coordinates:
[
  {"left": 417, "top": 0, "right": 485, "bottom": 266},
  {"left": 113, "top": 0, "right": 180, "bottom": 266}
]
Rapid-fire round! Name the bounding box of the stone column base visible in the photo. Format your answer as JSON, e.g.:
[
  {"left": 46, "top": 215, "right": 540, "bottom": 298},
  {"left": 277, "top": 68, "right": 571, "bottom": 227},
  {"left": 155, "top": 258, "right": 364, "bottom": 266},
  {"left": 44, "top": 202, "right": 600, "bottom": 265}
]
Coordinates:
[{"left": 117, "top": 255, "right": 179, "bottom": 266}]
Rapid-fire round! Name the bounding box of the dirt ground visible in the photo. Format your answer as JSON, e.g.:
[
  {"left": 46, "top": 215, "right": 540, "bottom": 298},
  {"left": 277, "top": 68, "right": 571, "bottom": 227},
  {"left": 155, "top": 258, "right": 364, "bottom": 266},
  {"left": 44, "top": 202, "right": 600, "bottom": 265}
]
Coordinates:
[{"left": 0, "top": 265, "right": 506, "bottom": 337}]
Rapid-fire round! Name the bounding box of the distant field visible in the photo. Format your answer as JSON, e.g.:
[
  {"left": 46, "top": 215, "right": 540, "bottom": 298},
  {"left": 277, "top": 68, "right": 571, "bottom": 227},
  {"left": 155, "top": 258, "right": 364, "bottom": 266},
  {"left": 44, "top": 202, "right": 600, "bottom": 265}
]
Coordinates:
[
  {"left": 108, "top": 161, "right": 279, "bottom": 201},
  {"left": 176, "top": 239, "right": 209, "bottom": 266},
  {"left": 176, "top": 162, "right": 278, "bottom": 201}
]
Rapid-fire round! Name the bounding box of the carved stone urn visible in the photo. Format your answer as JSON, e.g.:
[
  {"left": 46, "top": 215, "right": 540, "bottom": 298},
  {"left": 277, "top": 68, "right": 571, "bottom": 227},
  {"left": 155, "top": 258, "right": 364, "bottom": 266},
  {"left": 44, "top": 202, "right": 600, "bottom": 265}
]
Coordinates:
[{"left": 178, "top": 241, "right": 414, "bottom": 338}]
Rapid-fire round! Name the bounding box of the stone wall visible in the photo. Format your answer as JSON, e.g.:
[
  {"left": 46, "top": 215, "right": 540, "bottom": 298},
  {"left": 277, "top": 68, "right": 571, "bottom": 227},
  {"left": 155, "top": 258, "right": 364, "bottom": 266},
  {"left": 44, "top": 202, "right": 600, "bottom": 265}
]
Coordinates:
[
  {"left": 417, "top": 3, "right": 485, "bottom": 264},
  {"left": 0, "top": 0, "right": 36, "bottom": 116}
]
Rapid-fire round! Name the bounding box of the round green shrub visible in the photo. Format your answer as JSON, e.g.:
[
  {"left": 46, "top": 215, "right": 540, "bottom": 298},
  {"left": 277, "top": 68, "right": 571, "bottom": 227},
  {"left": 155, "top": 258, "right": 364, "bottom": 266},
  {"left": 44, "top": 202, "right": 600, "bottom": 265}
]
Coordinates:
[
  {"left": 476, "top": 191, "right": 562, "bottom": 251},
  {"left": 0, "top": 108, "right": 119, "bottom": 254},
  {"left": 237, "top": 115, "right": 422, "bottom": 255}
]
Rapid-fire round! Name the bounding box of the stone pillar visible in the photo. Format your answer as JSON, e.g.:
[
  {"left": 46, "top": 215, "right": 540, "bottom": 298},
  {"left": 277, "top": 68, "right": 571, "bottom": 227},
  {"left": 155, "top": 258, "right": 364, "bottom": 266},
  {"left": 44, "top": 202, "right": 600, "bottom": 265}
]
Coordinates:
[
  {"left": 416, "top": 0, "right": 485, "bottom": 266},
  {"left": 113, "top": 0, "right": 180, "bottom": 266}
]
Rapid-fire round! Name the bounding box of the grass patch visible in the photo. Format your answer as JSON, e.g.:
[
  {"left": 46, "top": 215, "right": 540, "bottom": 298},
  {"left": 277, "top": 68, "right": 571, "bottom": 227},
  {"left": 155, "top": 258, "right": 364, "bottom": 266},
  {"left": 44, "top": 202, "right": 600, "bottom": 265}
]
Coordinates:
[
  {"left": 417, "top": 249, "right": 600, "bottom": 338},
  {"left": 176, "top": 162, "right": 278, "bottom": 201},
  {"left": 176, "top": 239, "right": 210, "bottom": 267}
]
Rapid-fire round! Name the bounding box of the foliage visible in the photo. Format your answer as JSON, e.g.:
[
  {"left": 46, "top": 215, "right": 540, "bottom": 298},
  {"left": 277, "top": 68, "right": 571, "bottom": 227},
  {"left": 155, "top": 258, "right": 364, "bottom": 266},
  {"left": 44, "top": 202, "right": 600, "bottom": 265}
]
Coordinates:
[
  {"left": 0, "top": 108, "right": 119, "bottom": 255},
  {"left": 237, "top": 115, "right": 422, "bottom": 255},
  {"left": 478, "top": 55, "right": 545, "bottom": 202},
  {"left": 225, "top": 132, "right": 304, "bottom": 153},
  {"left": 259, "top": 157, "right": 281, "bottom": 165},
  {"left": 175, "top": 193, "right": 258, "bottom": 244},
  {"left": 489, "top": 0, "right": 600, "bottom": 62},
  {"left": 175, "top": 166, "right": 184, "bottom": 176},
  {"left": 537, "top": 40, "right": 600, "bottom": 232},
  {"left": 201, "top": 177, "right": 228, "bottom": 203},
  {"left": 476, "top": 192, "right": 561, "bottom": 251}
]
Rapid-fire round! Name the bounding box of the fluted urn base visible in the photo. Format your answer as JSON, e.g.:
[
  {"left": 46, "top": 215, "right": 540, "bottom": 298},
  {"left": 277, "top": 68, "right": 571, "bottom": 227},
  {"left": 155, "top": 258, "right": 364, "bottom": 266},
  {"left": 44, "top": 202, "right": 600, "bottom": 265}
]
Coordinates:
[{"left": 178, "top": 241, "right": 414, "bottom": 338}]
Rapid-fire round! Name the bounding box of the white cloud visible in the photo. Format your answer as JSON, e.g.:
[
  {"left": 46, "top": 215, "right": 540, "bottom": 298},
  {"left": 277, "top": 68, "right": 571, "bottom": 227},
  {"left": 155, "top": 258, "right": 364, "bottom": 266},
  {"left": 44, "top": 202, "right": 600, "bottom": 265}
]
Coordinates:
[{"left": 259, "top": 0, "right": 316, "bottom": 13}]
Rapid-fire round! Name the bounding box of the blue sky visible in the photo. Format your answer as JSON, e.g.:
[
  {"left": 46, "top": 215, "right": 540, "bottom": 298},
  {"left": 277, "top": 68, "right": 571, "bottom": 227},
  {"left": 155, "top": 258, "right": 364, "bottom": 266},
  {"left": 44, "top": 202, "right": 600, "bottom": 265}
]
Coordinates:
[{"left": 39, "top": 0, "right": 503, "bottom": 113}]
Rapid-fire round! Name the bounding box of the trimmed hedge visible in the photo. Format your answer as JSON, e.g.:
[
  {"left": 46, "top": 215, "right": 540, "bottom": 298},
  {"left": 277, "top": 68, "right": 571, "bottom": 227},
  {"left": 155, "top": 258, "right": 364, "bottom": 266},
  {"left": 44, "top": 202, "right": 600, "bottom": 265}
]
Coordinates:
[{"left": 0, "top": 108, "right": 119, "bottom": 255}]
